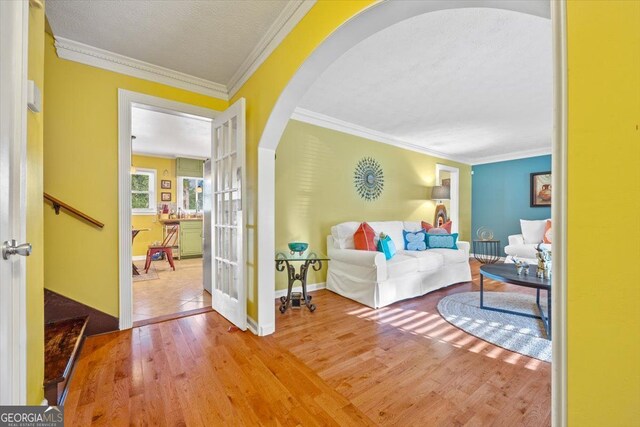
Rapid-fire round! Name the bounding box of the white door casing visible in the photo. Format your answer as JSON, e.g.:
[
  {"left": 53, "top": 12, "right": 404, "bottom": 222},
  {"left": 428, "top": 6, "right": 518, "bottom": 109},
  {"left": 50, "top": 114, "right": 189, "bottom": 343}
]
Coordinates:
[
  {"left": 210, "top": 98, "right": 247, "bottom": 330},
  {"left": 117, "top": 90, "right": 218, "bottom": 329},
  {"left": 435, "top": 164, "right": 460, "bottom": 234},
  {"left": 0, "top": 0, "right": 29, "bottom": 405}
]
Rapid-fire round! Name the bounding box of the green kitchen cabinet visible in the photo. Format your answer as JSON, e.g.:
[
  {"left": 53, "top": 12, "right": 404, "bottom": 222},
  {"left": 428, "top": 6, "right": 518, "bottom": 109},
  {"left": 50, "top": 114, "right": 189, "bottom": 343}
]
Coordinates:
[
  {"left": 180, "top": 220, "right": 203, "bottom": 257},
  {"left": 176, "top": 157, "right": 204, "bottom": 178}
]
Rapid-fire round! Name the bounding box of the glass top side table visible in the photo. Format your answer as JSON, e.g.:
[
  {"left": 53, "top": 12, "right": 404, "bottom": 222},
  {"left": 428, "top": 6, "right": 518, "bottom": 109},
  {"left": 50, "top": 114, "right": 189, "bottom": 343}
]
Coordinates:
[
  {"left": 275, "top": 251, "right": 329, "bottom": 313},
  {"left": 472, "top": 240, "right": 501, "bottom": 264}
]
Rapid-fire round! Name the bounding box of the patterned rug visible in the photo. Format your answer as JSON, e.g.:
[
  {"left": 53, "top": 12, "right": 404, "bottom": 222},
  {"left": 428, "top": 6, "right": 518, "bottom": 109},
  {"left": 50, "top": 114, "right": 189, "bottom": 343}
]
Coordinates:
[
  {"left": 437, "top": 291, "right": 551, "bottom": 362},
  {"left": 133, "top": 265, "right": 159, "bottom": 282}
]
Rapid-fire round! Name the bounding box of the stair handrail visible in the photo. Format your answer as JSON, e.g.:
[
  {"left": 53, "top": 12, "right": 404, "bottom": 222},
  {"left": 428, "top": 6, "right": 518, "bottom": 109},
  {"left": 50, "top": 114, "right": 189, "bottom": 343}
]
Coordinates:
[{"left": 43, "top": 193, "right": 105, "bottom": 229}]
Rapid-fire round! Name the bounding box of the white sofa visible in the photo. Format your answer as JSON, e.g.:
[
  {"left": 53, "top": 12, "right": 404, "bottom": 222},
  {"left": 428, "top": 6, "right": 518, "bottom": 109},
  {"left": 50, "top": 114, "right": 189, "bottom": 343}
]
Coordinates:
[
  {"left": 504, "top": 219, "right": 552, "bottom": 264},
  {"left": 326, "top": 221, "right": 472, "bottom": 309}
]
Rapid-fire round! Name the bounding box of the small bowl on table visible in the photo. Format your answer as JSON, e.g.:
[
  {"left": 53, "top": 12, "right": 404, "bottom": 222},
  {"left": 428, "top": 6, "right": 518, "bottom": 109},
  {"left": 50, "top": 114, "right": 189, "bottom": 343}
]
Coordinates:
[{"left": 288, "top": 242, "right": 308, "bottom": 255}]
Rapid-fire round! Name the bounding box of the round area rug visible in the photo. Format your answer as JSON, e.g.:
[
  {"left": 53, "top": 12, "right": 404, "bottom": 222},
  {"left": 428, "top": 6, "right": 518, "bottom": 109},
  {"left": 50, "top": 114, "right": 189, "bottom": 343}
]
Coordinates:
[{"left": 437, "top": 292, "right": 551, "bottom": 362}]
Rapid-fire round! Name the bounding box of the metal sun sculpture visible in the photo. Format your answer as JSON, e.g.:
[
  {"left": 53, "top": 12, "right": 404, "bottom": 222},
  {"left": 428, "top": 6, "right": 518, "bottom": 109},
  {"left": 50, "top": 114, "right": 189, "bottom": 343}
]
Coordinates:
[{"left": 354, "top": 157, "right": 384, "bottom": 201}]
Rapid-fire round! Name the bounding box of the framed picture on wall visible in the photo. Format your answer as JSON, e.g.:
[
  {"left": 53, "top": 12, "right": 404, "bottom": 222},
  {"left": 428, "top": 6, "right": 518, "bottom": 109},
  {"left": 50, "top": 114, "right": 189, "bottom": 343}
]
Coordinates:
[
  {"left": 161, "top": 192, "right": 171, "bottom": 202},
  {"left": 161, "top": 180, "right": 172, "bottom": 189},
  {"left": 530, "top": 171, "right": 551, "bottom": 207}
]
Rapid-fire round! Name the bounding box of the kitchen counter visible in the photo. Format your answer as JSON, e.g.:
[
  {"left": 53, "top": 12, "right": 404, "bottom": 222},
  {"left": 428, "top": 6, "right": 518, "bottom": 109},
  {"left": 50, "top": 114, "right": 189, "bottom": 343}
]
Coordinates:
[{"left": 159, "top": 218, "right": 203, "bottom": 223}]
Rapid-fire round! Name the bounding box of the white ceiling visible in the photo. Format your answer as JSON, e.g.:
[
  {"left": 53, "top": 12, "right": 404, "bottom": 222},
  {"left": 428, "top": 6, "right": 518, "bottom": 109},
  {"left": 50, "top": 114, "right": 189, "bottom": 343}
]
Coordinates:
[
  {"left": 131, "top": 107, "right": 211, "bottom": 159},
  {"left": 45, "top": 0, "right": 289, "bottom": 85},
  {"left": 296, "top": 8, "right": 552, "bottom": 164}
]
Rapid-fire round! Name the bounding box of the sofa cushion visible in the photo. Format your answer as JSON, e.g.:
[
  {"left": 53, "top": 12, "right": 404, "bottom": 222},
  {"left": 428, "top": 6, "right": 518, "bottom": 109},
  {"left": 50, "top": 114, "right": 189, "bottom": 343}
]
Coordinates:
[
  {"left": 505, "top": 243, "right": 552, "bottom": 260},
  {"left": 403, "top": 229, "right": 427, "bottom": 251},
  {"left": 354, "top": 222, "right": 377, "bottom": 251},
  {"left": 428, "top": 248, "right": 468, "bottom": 265},
  {"left": 401, "top": 250, "right": 444, "bottom": 272},
  {"left": 403, "top": 221, "right": 422, "bottom": 232},
  {"left": 543, "top": 220, "right": 552, "bottom": 244},
  {"left": 520, "top": 219, "right": 548, "bottom": 244},
  {"left": 367, "top": 221, "right": 405, "bottom": 250},
  {"left": 385, "top": 254, "right": 420, "bottom": 279},
  {"left": 377, "top": 234, "right": 397, "bottom": 260},
  {"left": 331, "top": 222, "right": 360, "bottom": 249},
  {"left": 426, "top": 233, "right": 458, "bottom": 249}
]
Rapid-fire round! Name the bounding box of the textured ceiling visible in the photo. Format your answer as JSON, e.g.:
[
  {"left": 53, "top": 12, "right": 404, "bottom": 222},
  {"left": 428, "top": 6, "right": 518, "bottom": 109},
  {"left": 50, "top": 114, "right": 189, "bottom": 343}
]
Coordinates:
[
  {"left": 297, "top": 8, "right": 552, "bottom": 163},
  {"left": 131, "top": 107, "right": 211, "bottom": 159},
  {"left": 45, "top": 0, "right": 288, "bottom": 84}
]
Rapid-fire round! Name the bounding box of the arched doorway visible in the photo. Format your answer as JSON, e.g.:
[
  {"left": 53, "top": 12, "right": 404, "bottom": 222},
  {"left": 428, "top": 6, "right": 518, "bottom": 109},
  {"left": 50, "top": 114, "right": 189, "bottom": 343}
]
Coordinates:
[{"left": 256, "top": 1, "right": 566, "bottom": 422}]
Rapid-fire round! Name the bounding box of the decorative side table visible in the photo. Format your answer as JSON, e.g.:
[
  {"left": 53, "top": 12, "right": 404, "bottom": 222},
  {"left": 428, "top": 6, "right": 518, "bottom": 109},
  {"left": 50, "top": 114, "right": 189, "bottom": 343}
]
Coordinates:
[
  {"left": 472, "top": 240, "right": 501, "bottom": 264},
  {"left": 275, "top": 251, "right": 329, "bottom": 313}
]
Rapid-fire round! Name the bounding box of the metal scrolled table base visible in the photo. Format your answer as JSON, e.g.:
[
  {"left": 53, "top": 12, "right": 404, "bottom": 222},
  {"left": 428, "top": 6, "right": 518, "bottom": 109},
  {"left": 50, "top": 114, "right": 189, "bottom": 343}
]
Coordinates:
[{"left": 276, "top": 259, "right": 322, "bottom": 313}]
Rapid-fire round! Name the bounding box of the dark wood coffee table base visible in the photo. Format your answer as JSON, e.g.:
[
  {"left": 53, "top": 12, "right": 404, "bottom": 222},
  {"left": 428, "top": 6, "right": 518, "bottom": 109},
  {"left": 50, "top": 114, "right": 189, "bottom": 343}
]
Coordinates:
[{"left": 480, "top": 265, "right": 551, "bottom": 339}]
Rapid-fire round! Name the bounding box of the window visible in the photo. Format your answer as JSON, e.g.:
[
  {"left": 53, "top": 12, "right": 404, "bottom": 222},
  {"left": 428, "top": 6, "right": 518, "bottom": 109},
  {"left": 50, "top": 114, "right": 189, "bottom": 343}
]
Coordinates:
[
  {"left": 178, "top": 177, "right": 204, "bottom": 212},
  {"left": 131, "top": 168, "right": 157, "bottom": 214}
]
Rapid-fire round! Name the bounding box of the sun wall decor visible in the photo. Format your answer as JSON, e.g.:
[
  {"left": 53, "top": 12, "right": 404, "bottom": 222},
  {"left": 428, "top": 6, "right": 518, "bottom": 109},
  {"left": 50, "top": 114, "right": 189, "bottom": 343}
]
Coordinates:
[{"left": 353, "top": 157, "right": 384, "bottom": 201}]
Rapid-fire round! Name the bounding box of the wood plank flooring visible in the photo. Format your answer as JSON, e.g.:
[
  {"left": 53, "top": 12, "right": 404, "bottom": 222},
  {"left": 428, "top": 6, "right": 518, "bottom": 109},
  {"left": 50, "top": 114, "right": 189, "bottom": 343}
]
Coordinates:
[
  {"left": 65, "top": 260, "right": 550, "bottom": 426},
  {"left": 133, "top": 258, "right": 211, "bottom": 323}
]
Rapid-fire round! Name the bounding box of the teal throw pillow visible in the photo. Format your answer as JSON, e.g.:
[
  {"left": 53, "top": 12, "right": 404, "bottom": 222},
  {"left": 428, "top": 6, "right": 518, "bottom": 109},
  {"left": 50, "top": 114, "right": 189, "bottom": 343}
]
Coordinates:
[
  {"left": 403, "top": 230, "right": 427, "bottom": 251},
  {"left": 426, "top": 233, "right": 459, "bottom": 249},
  {"left": 377, "top": 234, "right": 397, "bottom": 260}
]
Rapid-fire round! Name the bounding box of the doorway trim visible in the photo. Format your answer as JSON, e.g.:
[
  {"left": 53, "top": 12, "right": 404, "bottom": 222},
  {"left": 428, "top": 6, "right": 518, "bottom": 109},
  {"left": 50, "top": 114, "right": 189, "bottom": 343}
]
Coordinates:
[
  {"left": 256, "top": 1, "right": 567, "bottom": 426},
  {"left": 435, "top": 164, "right": 460, "bottom": 234},
  {"left": 0, "top": 0, "right": 29, "bottom": 405},
  {"left": 117, "top": 90, "right": 219, "bottom": 329}
]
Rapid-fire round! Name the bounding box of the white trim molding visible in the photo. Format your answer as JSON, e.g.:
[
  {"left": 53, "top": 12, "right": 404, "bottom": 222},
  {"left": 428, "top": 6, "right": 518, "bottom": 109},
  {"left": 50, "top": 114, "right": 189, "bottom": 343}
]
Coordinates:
[
  {"left": 118, "top": 89, "right": 219, "bottom": 330},
  {"left": 52, "top": 2, "right": 316, "bottom": 102},
  {"left": 471, "top": 147, "right": 553, "bottom": 165},
  {"left": 227, "top": 0, "right": 316, "bottom": 97},
  {"left": 292, "top": 108, "right": 471, "bottom": 164},
  {"left": 435, "top": 164, "right": 460, "bottom": 235},
  {"left": 274, "top": 282, "right": 326, "bottom": 299},
  {"left": 54, "top": 37, "right": 229, "bottom": 100}
]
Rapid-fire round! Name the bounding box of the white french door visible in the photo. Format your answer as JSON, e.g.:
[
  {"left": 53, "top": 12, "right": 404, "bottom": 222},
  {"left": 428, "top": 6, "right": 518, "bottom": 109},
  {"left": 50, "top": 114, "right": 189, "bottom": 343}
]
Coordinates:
[
  {"left": 0, "top": 0, "right": 29, "bottom": 405},
  {"left": 210, "top": 99, "right": 247, "bottom": 330}
]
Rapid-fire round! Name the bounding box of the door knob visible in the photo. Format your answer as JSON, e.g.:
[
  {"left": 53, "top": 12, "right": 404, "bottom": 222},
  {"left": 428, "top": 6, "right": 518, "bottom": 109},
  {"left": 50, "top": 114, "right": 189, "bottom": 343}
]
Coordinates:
[{"left": 2, "top": 240, "right": 32, "bottom": 260}]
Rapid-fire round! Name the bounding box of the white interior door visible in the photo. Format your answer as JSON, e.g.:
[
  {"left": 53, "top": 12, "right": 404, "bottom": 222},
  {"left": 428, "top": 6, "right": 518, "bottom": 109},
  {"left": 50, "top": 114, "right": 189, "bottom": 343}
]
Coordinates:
[
  {"left": 0, "top": 0, "right": 29, "bottom": 405},
  {"left": 211, "top": 99, "right": 247, "bottom": 330}
]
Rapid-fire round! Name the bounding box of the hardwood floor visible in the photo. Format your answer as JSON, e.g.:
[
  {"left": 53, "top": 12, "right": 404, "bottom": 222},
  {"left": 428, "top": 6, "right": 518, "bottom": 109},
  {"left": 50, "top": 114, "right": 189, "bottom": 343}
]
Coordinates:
[
  {"left": 133, "top": 257, "right": 211, "bottom": 323},
  {"left": 65, "top": 260, "right": 550, "bottom": 426}
]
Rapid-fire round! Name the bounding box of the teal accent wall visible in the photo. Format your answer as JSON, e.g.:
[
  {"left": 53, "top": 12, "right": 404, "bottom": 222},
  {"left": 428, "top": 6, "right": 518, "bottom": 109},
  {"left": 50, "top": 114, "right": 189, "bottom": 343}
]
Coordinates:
[{"left": 472, "top": 155, "right": 551, "bottom": 253}]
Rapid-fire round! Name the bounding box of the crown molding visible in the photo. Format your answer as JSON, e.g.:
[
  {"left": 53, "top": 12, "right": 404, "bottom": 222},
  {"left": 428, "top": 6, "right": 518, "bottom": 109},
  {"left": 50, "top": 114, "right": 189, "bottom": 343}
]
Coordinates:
[
  {"left": 227, "top": 0, "right": 316, "bottom": 98},
  {"left": 471, "top": 146, "right": 552, "bottom": 165},
  {"left": 54, "top": 36, "right": 229, "bottom": 100},
  {"left": 291, "top": 108, "right": 474, "bottom": 164}
]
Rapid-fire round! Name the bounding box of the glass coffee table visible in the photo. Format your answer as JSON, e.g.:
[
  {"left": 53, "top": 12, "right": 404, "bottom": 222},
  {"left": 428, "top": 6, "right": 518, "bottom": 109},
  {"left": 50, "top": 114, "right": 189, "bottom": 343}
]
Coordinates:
[
  {"left": 479, "top": 263, "right": 552, "bottom": 339},
  {"left": 275, "top": 251, "right": 329, "bottom": 313}
]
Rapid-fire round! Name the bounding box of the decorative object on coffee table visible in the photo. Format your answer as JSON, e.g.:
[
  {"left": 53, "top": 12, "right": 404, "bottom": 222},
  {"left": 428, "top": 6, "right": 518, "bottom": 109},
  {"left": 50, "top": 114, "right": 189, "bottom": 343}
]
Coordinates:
[
  {"left": 353, "top": 157, "right": 384, "bottom": 201},
  {"left": 472, "top": 239, "right": 501, "bottom": 264},
  {"left": 275, "top": 250, "right": 329, "bottom": 313},
  {"left": 479, "top": 263, "right": 551, "bottom": 339},
  {"left": 531, "top": 171, "right": 552, "bottom": 207},
  {"left": 535, "top": 243, "right": 552, "bottom": 279}
]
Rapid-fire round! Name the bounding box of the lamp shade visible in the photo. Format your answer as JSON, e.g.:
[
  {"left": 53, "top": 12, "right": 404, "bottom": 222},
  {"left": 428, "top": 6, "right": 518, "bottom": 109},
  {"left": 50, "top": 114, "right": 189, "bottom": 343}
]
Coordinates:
[{"left": 430, "top": 185, "right": 450, "bottom": 200}]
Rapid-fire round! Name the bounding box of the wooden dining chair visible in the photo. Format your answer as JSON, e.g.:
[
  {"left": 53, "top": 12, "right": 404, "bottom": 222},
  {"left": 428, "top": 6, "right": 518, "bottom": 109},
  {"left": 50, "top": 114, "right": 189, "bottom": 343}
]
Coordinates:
[{"left": 144, "top": 225, "right": 178, "bottom": 273}]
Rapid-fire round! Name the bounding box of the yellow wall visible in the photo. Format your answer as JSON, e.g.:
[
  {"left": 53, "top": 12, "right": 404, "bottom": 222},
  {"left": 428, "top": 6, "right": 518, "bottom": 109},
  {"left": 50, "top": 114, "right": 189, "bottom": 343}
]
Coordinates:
[
  {"left": 231, "top": 0, "right": 375, "bottom": 318},
  {"left": 131, "top": 155, "right": 176, "bottom": 256},
  {"left": 43, "top": 33, "right": 228, "bottom": 317},
  {"left": 26, "top": 1, "right": 45, "bottom": 405},
  {"left": 275, "top": 120, "right": 471, "bottom": 289},
  {"left": 566, "top": 1, "right": 640, "bottom": 424}
]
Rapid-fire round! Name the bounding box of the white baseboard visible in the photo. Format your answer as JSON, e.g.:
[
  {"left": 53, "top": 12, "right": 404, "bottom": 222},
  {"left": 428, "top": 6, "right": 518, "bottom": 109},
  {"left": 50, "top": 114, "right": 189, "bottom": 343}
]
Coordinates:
[
  {"left": 132, "top": 255, "right": 146, "bottom": 261},
  {"left": 247, "top": 316, "right": 258, "bottom": 335},
  {"left": 274, "top": 282, "right": 326, "bottom": 298}
]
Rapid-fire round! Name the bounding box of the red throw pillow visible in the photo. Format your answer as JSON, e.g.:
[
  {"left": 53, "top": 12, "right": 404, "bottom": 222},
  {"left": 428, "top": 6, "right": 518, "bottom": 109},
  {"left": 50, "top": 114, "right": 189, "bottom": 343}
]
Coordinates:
[
  {"left": 421, "top": 221, "right": 434, "bottom": 232},
  {"left": 442, "top": 220, "right": 452, "bottom": 234},
  {"left": 543, "top": 220, "right": 552, "bottom": 244},
  {"left": 354, "top": 222, "right": 377, "bottom": 251}
]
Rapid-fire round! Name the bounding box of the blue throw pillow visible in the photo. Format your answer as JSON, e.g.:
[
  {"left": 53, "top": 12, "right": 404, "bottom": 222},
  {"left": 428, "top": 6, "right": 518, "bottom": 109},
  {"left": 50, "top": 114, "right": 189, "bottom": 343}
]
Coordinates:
[
  {"left": 377, "top": 234, "right": 397, "bottom": 260},
  {"left": 403, "top": 230, "right": 427, "bottom": 251},
  {"left": 426, "top": 233, "right": 459, "bottom": 249}
]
